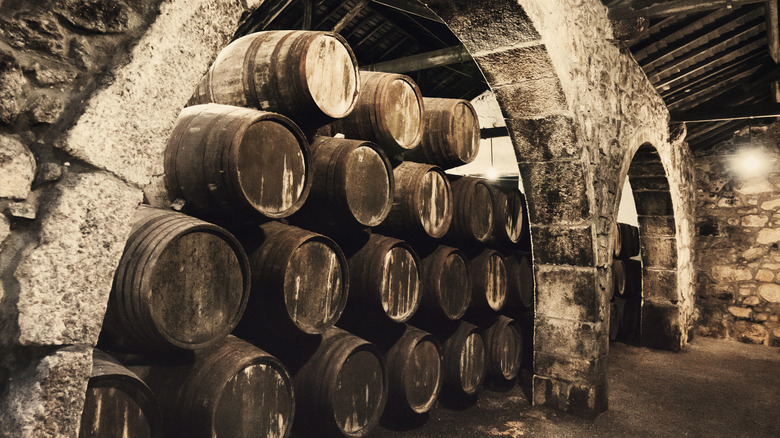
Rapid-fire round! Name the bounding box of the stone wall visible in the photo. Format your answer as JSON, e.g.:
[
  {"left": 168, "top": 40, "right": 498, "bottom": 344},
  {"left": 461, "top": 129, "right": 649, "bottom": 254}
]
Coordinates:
[
  {"left": 0, "top": 0, "right": 698, "bottom": 434},
  {"left": 0, "top": 0, "right": 261, "bottom": 435},
  {"left": 694, "top": 122, "right": 780, "bottom": 347}
]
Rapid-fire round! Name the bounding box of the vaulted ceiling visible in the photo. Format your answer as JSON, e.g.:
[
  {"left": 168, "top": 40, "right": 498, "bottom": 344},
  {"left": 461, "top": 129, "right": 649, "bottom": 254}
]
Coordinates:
[{"left": 237, "top": 0, "right": 779, "bottom": 153}]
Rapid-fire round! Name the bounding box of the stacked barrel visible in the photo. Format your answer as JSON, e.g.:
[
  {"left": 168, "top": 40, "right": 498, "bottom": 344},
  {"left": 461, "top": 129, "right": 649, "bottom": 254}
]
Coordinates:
[
  {"left": 84, "top": 30, "right": 534, "bottom": 438},
  {"left": 610, "top": 222, "right": 642, "bottom": 342}
]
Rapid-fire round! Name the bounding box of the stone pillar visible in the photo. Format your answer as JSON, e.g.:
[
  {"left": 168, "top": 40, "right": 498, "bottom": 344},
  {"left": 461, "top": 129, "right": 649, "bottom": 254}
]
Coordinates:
[{"left": 426, "top": 0, "right": 608, "bottom": 417}]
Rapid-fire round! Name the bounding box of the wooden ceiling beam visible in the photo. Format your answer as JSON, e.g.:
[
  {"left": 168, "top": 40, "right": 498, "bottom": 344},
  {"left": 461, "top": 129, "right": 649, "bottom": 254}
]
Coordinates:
[
  {"left": 371, "top": 0, "right": 444, "bottom": 23},
  {"left": 643, "top": 7, "right": 762, "bottom": 71},
  {"left": 652, "top": 35, "right": 765, "bottom": 89},
  {"left": 362, "top": 45, "right": 471, "bottom": 73},
  {"left": 332, "top": 0, "right": 369, "bottom": 33},
  {"left": 667, "top": 64, "right": 764, "bottom": 110},
  {"left": 689, "top": 120, "right": 751, "bottom": 151},
  {"left": 662, "top": 50, "right": 765, "bottom": 100},
  {"left": 609, "top": 0, "right": 767, "bottom": 20},
  {"left": 634, "top": 8, "right": 734, "bottom": 63},
  {"left": 670, "top": 102, "right": 780, "bottom": 122}
]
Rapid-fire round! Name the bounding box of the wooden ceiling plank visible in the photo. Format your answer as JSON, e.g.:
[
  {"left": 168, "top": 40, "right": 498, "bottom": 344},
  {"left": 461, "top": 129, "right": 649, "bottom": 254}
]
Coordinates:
[
  {"left": 689, "top": 120, "right": 752, "bottom": 151},
  {"left": 313, "top": 0, "right": 350, "bottom": 30},
  {"left": 642, "top": 7, "right": 763, "bottom": 71},
  {"left": 634, "top": 8, "right": 734, "bottom": 62},
  {"left": 354, "top": 21, "right": 387, "bottom": 47},
  {"left": 343, "top": 14, "right": 376, "bottom": 39},
  {"left": 302, "top": 0, "right": 313, "bottom": 29},
  {"left": 332, "top": 0, "right": 369, "bottom": 33},
  {"left": 667, "top": 64, "right": 765, "bottom": 109},
  {"left": 661, "top": 50, "right": 766, "bottom": 100},
  {"left": 671, "top": 102, "right": 780, "bottom": 123},
  {"left": 362, "top": 45, "right": 471, "bottom": 73},
  {"left": 651, "top": 33, "right": 765, "bottom": 89},
  {"left": 609, "top": 0, "right": 766, "bottom": 20},
  {"left": 375, "top": 35, "right": 409, "bottom": 62}
]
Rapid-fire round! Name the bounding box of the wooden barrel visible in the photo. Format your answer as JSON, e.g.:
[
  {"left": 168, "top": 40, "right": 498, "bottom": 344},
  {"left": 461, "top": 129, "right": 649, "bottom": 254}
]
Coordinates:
[
  {"left": 445, "top": 176, "right": 495, "bottom": 245},
  {"left": 614, "top": 222, "right": 640, "bottom": 258},
  {"left": 469, "top": 249, "right": 508, "bottom": 312},
  {"left": 504, "top": 252, "right": 534, "bottom": 310},
  {"left": 101, "top": 206, "right": 250, "bottom": 352},
  {"left": 490, "top": 186, "right": 525, "bottom": 247},
  {"left": 382, "top": 325, "right": 442, "bottom": 417},
  {"left": 417, "top": 245, "right": 470, "bottom": 321},
  {"left": 189, "top": 31, "right": 360, "bottom": 126},
  {"left": 342, "top": 234, "right": 421, "bottom": 325},
  {"left": 612, "top": 259, "right": 626, "bottom": 298},
  {"left": 293, "top": 327, "right": 387, "bottom": 437},
  {"left": 621, "top": 295, "right": 641, "bottom": 340},
  {"left": 79, "top": 350, "right": 163, "bottom": 438},
  {"left": 164, "top": 104, "right": 311, "bottom": 220},
  {"left": 380, "top": 162, "right": 453, "bottom": 239},
  {"left": 322, "top": 71, "right": 424, "bottom": 156},
  {"left": 481, "top": 316, "right": 522, "bottom": 382},
  {"left": 134, "top": 336, "right": 295, "bottom": 438},
  {"left": 624, "top": 259, "right": 642, "bottom": 299},
  {"left": 609, "top": 300, "right": 621, "bottom": 341},
  {"left": 403, "top": 97, "right": 479, "bottom": 170},
  {"left": 440, "top": 321, "right": 486, "bottom": 397},
  {"left": 238, "top": 221, "right": 348, "bottom": 337},
  {"left": 291, "top": 136, "right": 393, "bottom": 228}
]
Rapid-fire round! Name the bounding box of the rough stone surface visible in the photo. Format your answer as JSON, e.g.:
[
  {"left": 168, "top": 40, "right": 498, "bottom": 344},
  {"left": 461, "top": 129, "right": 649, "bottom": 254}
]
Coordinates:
[
  {"left": 7, "top": 201, "right": 37, "bottom": 220},
  {"left": 535, "top": 266, "right": 602, "bottom": 322},
  {"left": 0, "top": 11, "right": 67, "bottom": 58},
  {"left": 13, "top": 171, "right": 141, "bottom": 346},
  {"left": 519, "top": 161, "right": 592, "bottom": 224},
  {"left": 531, "top": 226, "right": 594, "bottom": 266},
  {"left": 0, "top": 50, "right": 26, "bottom": 125},
  {"left": 26, "top": 94, "right": 65, "bottom": 125},
  {"left": 508, "top": 115, "right": 579, "bottom": 162},
  {"left": 32, "top": 66, "right": 77, "bottom": 86},
  {"left": 694, "top": 122, "right": 780, "bottom": 347},
  {"left": 643, "top": 269, "right": 679, "bottom": 302},
  {"left": 758, "top": 284, "right": 780, "bottom": 304},
  {"left": 63, "top": 0, "right": 254, "bottom": 186},
  {"left": 0, "top": 345, "right": 92, "bottom": 438},
  {"left": 0, "top": 135, "right": 36, "bottom": 200},
  {"left": 0, "top": 214, "right": 9, "bottom": 248},
  {"left": 55, "top": 0, "right": 130, "bottom": 34}
]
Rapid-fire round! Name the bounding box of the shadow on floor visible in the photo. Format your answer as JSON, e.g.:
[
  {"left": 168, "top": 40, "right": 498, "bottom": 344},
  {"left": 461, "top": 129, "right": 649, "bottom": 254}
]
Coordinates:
[{"left": 372, "top": 337, "right": 780, "bottom": 437}]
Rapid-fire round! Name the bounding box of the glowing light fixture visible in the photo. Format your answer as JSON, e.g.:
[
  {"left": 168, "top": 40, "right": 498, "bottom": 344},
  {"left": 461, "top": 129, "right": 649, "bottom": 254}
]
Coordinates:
[{"left": 731, "top": 123, "right": 773, "bottom": 179}]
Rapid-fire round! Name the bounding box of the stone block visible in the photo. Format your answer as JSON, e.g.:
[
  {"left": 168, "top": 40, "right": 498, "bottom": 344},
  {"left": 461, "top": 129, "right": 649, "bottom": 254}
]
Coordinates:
[
  {"left": 7, "top": 201, "right": 36, "bottom": 220},
  {"left": 755, "top": 269, "right": 774, "bottom": 282},
  {"left": 532, "top": 375, "right": 607, "bottom": 419},
  {"left": 732, "top": 320, "right": 768, "bottom": 345},
  {"left": 518, "top": 161, "right": 592, "bottom": 224},
  {"left": 535, "top": 266, "right": 602, "bottom": 321},
  {"left": 26, "top": 94, "right": 64, "bottom": 125},
  {"left": 760, "top": 198, "right": 780, "bottom": 210},
  {"left": 638, "top": 215, "right": 676, "bottom": 237},
  {"left": 643, "top": 268, "right": 678, "bottom": 301},
  {"left": 0, "top": 345, "right": 91, "bottom": 438},
  {"left": 741, "top": 247, "right": 766, "bottom": 262},
  {"left": 425, "top": 0, "right": 541, "bottom": 53},
  {"left": 628, "top": 160, "right": 665, "bottom": 177},
  {"left": 711, "top": 265, "right": 752, "bottom": 282},
  {"left": 743, "top": 295, "right": 761, "bottom": 306},
  {"left": 0, "top": 135, "right": 36, "bottom": 200},
  {"left": 533, "top": 352, "right": 607, "bottom": 385},
  {"left": 640, "top": 236, "right": 677, "bottom": 269},
  {"left": 62, "top": 0, "right": 252, "bottom": 186},
  {"left": 493, "top": 79, "right": 568, "bottom": 119},
  {"left": 756, "top": 228, "right": 780, "bottom": 245},
  {"left": 531, "top": 225, "right": 594, "bottom": 266},
  {"left": 727, "top": 306, "right": 752, "bottom": 319},
  {"left": 534, "top": 316, "right": 607, "bottom": 361},
  {"left": 507, "top": 115, "right": 578, "bottom": 162},
  {"left": 55, "top": 0, "right": 130, "bottom": 34},
  {"left": 0, "top": 50, "right": 25, "bottom": 125},
  {"left": 634, "top": 190, "right": 675, "bottom": 216},
  {"left": 741, "top": 214, "right": 769, "bottom": 227},
  {"left": 14, "top": 171, "right": 142, "bottom": 346},
  {"left": 474, "top": 44, "right": 557, "bottom": 86},
  {"left": 641, "top": 300, "right": 682, "bottom": 351},
  {"left": 627, "top": 175, "right": 670, "bottom": 190},
  {"left": 758, "top": 283, "right": 780, "bottom": 303},
  {"left": 0, "top": 213, "right": 9, "bottom": 248}
]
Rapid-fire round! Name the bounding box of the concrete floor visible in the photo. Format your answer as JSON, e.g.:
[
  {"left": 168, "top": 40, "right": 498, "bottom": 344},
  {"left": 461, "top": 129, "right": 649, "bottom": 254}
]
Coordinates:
[{"left": 373, "top": 337, "right": 780, "bottom": 437}]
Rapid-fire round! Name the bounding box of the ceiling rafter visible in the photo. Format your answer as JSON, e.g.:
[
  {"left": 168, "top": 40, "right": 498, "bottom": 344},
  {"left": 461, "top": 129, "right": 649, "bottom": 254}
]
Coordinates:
[{"left": 610, "top": 0, "right": 767, "bottom": 20}]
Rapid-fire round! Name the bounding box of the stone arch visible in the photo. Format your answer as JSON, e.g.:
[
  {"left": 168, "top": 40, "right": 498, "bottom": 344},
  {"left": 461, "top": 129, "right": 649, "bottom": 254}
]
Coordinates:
[
  {"left": 624, "top": 142, "right": 683, "bottom": 351},
  {"left": 425, "top": 0, "right": 604, "bottom": 417}
]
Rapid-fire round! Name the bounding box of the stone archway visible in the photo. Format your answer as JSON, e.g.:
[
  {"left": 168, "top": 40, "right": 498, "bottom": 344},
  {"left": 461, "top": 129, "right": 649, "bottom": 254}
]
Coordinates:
[{"left": 626, "top": 143, "right": 683, "bottom": 351}]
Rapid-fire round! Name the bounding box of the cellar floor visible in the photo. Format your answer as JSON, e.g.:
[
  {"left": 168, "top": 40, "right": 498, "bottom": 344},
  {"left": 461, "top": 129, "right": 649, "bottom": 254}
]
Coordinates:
[{"left": 372, "top": 337, "right": 780, "bottom": 437}]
